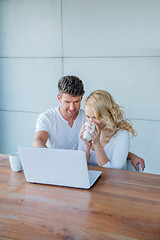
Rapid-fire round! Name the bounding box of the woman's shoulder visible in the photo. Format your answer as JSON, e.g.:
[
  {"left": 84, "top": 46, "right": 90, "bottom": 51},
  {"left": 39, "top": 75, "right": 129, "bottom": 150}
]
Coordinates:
[
  {"left": 112, "top": 130, "right": 129, "bottom": 142},
  {"left": 116, "top": 129, "right": 129, "bottom": 136}
]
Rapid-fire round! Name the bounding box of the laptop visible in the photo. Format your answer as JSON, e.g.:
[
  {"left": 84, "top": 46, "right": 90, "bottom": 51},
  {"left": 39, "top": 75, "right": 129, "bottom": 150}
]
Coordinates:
[{"left": 18, "top": 146, "right": 102, "bottom": 189}]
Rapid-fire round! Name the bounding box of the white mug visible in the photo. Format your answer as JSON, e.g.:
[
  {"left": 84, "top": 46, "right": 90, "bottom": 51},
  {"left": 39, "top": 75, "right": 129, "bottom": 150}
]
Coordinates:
[
  {"left": 9, "top": 153, "right": 22, "bottom": 172},
  {"left": 83, "top": 122, "right": 95, "bottom": 141}
]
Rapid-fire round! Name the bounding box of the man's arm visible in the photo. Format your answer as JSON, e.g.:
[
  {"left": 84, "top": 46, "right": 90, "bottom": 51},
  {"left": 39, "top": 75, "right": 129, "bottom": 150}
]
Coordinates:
[
  {"left": 32, "top": 131, "right": 49, "bottom": 148},
  {"left": 127, "top": 152, "right": 145, "bottom": 171}
]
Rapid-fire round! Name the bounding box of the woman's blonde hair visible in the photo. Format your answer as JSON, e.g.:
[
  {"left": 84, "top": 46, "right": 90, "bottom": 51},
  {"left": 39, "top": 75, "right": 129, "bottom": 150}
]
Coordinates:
[{"left": 84, "top": 90, "right": 136, "bottom": 140}]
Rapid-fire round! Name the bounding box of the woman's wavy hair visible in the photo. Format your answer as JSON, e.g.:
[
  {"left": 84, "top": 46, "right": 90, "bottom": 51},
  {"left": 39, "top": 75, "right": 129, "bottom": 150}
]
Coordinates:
[{"left": 84, "top": 90, "right": 136, "bottom": 140}]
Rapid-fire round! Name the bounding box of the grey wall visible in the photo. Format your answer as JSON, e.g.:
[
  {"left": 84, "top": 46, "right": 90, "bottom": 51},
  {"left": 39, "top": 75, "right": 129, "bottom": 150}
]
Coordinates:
[{"left": 0, "top": 0, "right": 160, "bottom": 174}]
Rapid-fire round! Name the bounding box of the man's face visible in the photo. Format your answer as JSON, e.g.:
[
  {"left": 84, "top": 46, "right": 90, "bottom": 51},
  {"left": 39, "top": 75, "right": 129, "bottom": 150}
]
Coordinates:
[{"left": 57, "top": 93, "right": 82, "bottom": 118}]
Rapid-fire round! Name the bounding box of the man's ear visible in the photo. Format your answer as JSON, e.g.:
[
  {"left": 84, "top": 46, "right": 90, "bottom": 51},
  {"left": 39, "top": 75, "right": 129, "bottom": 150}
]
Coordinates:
[{"left": 57, "top": 94, "right": 62, "bottom": 103}]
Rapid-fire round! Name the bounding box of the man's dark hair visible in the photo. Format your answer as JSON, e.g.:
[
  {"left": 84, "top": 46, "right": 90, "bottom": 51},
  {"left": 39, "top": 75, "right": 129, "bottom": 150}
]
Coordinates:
[{"left": 58, "top": 75, "right": 85, "bottom": 97}]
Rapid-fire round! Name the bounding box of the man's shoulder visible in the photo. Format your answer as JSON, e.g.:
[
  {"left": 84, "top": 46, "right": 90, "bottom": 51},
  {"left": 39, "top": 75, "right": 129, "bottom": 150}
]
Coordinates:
[
  {"left": 79, "top": 108, "right": 85, "bottom": 116},
  {"left": 78, "top": 109, "right": 86, "bottom": 120},
  {"left": 39, "top": 107, "right": 59, "bottom": 119},
  {"left": 79, "top": 108, "right": 85, "bottom": 114}
]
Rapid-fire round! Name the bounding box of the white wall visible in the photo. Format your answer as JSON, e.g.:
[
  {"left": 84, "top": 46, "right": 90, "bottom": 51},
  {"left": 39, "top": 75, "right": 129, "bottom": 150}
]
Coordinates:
[{"left": 0, "top": 0, "right": 160, "bottom": 174}]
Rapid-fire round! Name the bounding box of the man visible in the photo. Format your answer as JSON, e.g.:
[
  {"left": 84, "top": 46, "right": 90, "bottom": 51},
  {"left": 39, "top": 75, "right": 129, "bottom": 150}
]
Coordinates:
[{"left": 32, "top": 75, "right": 145, "bottom": 171}]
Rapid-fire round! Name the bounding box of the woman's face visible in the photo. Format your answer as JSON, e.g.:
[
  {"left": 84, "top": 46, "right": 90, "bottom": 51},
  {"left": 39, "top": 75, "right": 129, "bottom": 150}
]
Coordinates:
[{"left": 84, "top": 105, "right": 105, "bottom": 129}]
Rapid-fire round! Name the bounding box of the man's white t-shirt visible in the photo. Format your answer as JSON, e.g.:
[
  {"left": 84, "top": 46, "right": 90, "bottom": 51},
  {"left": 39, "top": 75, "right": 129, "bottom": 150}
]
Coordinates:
[
  {"left": 36, "top": 107, "right": 86, "bottom": 150},
  {"left": 78, "top": 130, "right": 130, "bottom": 170}
]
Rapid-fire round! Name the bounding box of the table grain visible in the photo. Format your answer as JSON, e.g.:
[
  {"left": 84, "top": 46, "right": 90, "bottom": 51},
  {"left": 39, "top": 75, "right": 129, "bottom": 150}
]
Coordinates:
[{"left": 0, "top": 155, "right": 160, "bottom": 240}]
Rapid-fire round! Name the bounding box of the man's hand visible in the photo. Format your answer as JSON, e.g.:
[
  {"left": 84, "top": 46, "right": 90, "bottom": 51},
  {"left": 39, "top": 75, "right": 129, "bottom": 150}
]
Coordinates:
[{"left": 128, "top": 152, "right": 145, "bottom": 171}]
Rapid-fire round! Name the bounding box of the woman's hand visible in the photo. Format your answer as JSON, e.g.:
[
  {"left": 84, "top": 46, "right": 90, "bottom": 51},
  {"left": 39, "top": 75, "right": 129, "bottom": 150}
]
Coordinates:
[
  {"left": 79, "top": 122, "right": 92, "bottom": 148},
  {"left": 89, "top": 123, "right": 101, "bottom": 146}
]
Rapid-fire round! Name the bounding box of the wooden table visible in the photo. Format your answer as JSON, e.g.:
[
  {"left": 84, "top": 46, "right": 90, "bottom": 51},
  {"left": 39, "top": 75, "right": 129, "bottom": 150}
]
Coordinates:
[{"left": 0, "top": 155, "right": 160, "bottom": 240}]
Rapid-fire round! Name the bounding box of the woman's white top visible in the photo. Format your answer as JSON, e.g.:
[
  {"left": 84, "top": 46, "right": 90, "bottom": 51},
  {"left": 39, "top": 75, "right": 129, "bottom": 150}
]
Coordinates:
[{"left": 78, "top": 130, "right": 130, "bottom": 170}]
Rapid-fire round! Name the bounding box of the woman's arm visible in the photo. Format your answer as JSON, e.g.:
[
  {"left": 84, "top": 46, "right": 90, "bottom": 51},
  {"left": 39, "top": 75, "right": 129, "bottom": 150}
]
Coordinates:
[
  {"left": 79, "top": 122, "right": 92, "bottom": 163},
  {"left": 84, "top": 145, "right": 91, "bottom": 164},
  {"left": 93, "top": 141, "right": 110, "bottom": 166},
  {"left": 91, "top": 124, "right": 110, "bottom": 167}
]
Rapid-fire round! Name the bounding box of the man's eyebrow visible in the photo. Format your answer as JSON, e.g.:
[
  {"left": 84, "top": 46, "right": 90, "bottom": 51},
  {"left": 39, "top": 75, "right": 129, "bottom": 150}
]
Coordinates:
[{"left": 64, "top": 99, "right": 80, "bottom": 102}]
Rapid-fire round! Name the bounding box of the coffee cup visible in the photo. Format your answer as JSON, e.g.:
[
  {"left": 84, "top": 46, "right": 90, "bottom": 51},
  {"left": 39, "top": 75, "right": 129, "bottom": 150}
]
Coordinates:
[
  {"left": 9, "top": 153, "right": 22, "bottom": 172},
  {"left": 83, "top": 122, "right": 95, "bottom": 141}
]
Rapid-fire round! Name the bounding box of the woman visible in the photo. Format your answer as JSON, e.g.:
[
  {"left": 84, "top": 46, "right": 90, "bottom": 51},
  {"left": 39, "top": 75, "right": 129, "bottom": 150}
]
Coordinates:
[{"left": 79, "top": 90, "right": 137, "bottom": 169}]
